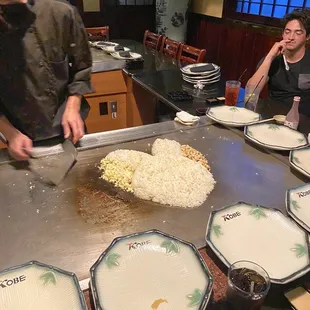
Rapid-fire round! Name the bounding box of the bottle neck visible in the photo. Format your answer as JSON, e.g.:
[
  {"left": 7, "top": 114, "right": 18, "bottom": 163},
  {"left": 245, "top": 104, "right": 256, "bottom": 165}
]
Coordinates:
[{"left": 292, "top": 100, "right": 300, "bottom": 108}]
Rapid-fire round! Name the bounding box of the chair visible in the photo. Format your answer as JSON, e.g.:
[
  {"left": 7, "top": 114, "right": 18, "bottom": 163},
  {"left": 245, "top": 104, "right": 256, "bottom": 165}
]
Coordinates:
[
  {"left": 86, "top": 26, "right": 110, "bottom": 41},
  {"left": 143, "top": 30, "right": 163, "bottom": 51},
  {"left": 160, "top": 37, "right": 182, "bottom": 58},
  {"left": 177, "top": 43, "right": 206, "bottom": 65}
]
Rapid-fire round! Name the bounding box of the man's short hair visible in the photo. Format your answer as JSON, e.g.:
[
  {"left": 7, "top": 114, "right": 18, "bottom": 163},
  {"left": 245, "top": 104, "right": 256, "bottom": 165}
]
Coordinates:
[{"left": 282, "top": 8, "right": 310, "bottom": 35}]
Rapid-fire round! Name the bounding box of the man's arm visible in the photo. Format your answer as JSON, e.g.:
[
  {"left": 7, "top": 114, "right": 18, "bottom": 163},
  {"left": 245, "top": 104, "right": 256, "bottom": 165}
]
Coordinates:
[
  {"left": 247, "top": 39, "right": 291, "bottom": 88},
  {"left": 62, "top": 6, "right": 94, "bottom": 143},
  {"left": 67, "top": 7, "right": 93, "bottom": 97}
]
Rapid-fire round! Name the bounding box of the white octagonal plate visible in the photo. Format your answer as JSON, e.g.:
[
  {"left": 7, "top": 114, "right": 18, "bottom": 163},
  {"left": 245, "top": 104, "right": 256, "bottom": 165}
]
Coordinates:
[
  {"left": 182, "top": 72, "right": 221, "bottom": 83},
  {"left": 290, "top": 147, "right": 310, "bottom": 178},
  {"left": 286, "top": 183, "right": 310, "bottom": 232},
  {"left": 206, "top": 202, "right": 310, "bottom": 284},
  {"left": 0, "top": 261, "right": 86, "bottom": 310},
  {"left": 206, "top": 106, "right": 260, "bottom": 127},
  {"left": 101, "top": 46, "right": 130, "bottom": 53},
  {"left": 182, "top": 69, "right": 220, "bottom": 80},
  {"left": 110, "top": 51, "right": 142, "bottom": 60},
  {"left": 90, "top": 41, "right": 119, "bottom": 48},
  {"left": 90, "top": 230, "right": 213, "bottom": 310},
  {"left": 244, "top": 123, "right": 309, "bottom": 150},
  {"left": 183, "top": 76, "right": 220, "bottom": 85},
  {"left": 180, "top": 63, "right": 220, "bottom": 76}
]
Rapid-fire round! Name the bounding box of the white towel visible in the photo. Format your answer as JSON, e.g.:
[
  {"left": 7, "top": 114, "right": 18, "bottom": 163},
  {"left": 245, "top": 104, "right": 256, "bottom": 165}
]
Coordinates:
[
  {"left": 174, "top": 111, "right": 200, "bottom": 126},
  {"left": 176, "top": 111, "right": 200, "bottom": 123},
  {"left": 174, "top": 117, "right": 199, "bottom": 126}
]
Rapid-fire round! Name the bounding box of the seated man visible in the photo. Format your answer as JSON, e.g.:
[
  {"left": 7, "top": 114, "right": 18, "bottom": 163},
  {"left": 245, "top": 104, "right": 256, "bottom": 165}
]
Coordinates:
[
  {"left": 0, "top": 0, "right": 93, "bottom": 160},
  {"left": 247, "top": 8, "right": 310, "bottom": 116}
]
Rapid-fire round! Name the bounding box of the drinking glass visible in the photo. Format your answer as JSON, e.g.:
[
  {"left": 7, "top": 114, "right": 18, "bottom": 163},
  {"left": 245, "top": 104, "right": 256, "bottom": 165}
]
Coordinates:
[
  {"left": 227, "top": 260, "right": 271, "bottom": 310},
  {"left": 244, "top": 84, "right": 261, "bottom": 111},
  {"left": 225, "top": 80, "right": 241, "bottom": 106}
]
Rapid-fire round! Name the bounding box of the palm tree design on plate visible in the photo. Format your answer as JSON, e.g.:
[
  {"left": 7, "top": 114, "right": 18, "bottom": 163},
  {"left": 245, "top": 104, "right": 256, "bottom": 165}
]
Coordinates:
[
  {"left": 187, "top": 289, "right": 203, "bottom": 307},
  {"left": 212, "top": 224, "right": 223, "bottom": 237},
  {"left": 229, "top": 107, "right": 239, "bottom": 112},
  {"left": 104, "top": 253, "right": 121, "bottom": 268},
  {"left": 268, "top": 124, "right": 280, "bottom": 130},
  {"left": 293, "top": 157, "right": 301, "bottom": 164},
  {"left": 40, "top": 271, "right": 56, "bottom": 286},
  {"left": 298, "top": 138, "right": 306, "bottom": 143},
  {"left": 291, "top": 244, "right": 307, "bottom": 258},
  {"left": 291, "top": 200, "right": 300, "bottom": 211},
  {"left": 249, "top": 208, "right": 267, "bottom": 220},
  {"left": 161, "top": 239, "right": 180, "bottom": 255}
]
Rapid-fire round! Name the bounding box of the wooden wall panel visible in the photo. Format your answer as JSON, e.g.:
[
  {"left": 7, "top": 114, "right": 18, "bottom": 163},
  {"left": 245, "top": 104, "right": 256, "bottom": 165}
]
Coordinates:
[
  {"left": 85, "top": 94, "right": 127, "bottom": 133},
  {"left": 187, "top": 13, "right": 281, "bottom": 95},
  {"left": 124, "top": 73, "right": 156, "bottom": 128},
  {"left": 88, "top": 71, "right": 127, "bottom": 97}
]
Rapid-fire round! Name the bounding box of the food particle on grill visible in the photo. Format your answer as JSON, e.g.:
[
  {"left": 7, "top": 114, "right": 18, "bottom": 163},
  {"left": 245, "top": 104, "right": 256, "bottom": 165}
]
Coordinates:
[{"left": 181, "top": 144, "right": 211, "bottom": 171}]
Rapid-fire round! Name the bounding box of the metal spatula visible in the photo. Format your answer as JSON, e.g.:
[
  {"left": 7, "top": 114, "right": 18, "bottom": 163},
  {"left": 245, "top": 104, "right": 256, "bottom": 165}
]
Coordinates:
[
  {"left": 0, "top": 134, "right": 77, "bottom": 185},
  {"left": 28, "top": 139, "right": 78, "bottom": 185}
]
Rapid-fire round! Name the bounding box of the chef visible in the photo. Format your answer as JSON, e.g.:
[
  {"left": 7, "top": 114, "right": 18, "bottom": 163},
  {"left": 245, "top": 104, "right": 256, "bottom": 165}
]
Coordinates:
[{"left": 0, "top": 0, "right": 93, "bottom": 160}]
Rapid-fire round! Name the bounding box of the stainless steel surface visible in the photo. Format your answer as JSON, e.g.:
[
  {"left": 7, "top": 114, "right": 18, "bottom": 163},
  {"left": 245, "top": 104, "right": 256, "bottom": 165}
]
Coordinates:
[
  {"left": 221, "top": 124, "right": 309, "bottom": 182},
  {"left": 0, "top": 118, "right": 212, "bottom": 164},
  {"left": 0, "top": 120, "right": 306, "bottom": 281},
  {"left": 78, "top": 118, "right": 212, "bottom": 151},
  {"left": 91, "top": 47, "right": 126, "bottom": 73}
]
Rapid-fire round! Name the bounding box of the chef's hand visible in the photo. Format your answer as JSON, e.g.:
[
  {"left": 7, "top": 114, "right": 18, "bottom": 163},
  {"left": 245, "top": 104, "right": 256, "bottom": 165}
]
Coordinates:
[
  {"left": 267, "top": 39, "right": 291, "bottom": 60},
  {"left": 7, "top": 131, "right": 33, "bottom": 161},
  {"left": 0, "top": 116, "right": 32, "bottom": 161},
  {"left": 62, "top": 95, "right": 84, "bottom": 144}
]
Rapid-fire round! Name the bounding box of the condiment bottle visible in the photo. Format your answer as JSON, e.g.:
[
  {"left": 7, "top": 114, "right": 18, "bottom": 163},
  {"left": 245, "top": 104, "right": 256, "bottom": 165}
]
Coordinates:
[{"left": 284, "top": 96, "right": 300, "bottom": 130}]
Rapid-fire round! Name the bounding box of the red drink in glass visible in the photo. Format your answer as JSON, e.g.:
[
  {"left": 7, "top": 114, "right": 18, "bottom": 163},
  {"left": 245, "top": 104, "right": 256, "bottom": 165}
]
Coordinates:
[{"left": 225, "top": 80, "right": 241, "bottom": 106}]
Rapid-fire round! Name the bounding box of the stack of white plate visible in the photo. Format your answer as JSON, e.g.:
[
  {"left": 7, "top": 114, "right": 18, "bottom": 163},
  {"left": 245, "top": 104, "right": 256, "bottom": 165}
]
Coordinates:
[
  {"left": 88, "top": 41, "right": 118, "bottom": 48},
  {"left": 89, "top": 41, "right": 131, "bottom": 54},
  {"left": 181, "top": 63, "right": 221, "bottom": 85}
]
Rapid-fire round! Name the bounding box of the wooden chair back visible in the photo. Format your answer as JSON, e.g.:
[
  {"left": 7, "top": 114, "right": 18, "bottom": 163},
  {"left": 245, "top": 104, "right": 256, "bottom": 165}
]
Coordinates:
[
  {"left": 86, "top": 26, "right": 110, "bottom": 41},
  {"left": 177, "top": 44, "right": 206, "bottom": 65},
  {"left": 143, "top": 30, "right": 163, "bottom": 51},
  {"left": 160, "top": 37, "right": 182, "bottom": 58}
]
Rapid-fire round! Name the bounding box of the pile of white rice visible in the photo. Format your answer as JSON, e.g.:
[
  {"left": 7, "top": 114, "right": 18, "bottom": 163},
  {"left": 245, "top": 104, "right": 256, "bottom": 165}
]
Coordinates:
[
  {"left": 99, "top": 139, "right": 216, "bottom": 208},
  {"left": 106, "top": 149, "right": 152, "bottom": 169},
  {"left": 132, "top": 155, "right": 215, "bottom": 208},
  {"left": 151, "top": 138, "right": 182, "bottom": 156}
]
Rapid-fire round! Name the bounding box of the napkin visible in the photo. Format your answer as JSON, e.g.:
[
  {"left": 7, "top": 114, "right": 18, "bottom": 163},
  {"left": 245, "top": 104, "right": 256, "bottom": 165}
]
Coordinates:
[
  {"left": 114, "top": 45, "right": 125, "bottom": 51},
  {"left": 174, "top": 117, "right": 198, "bottom": 126},
  {"left": 285, "top": 287, "right": 310, "bottom": 310},
  {"left": 190, "top": 64, "right": 215, "bottom": 73},
  {"left": 174, "top": 111, "right": 200, "bottom": 126},
  {"left": 119, "top": 51, "right": 131, "bottom": 57}
]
